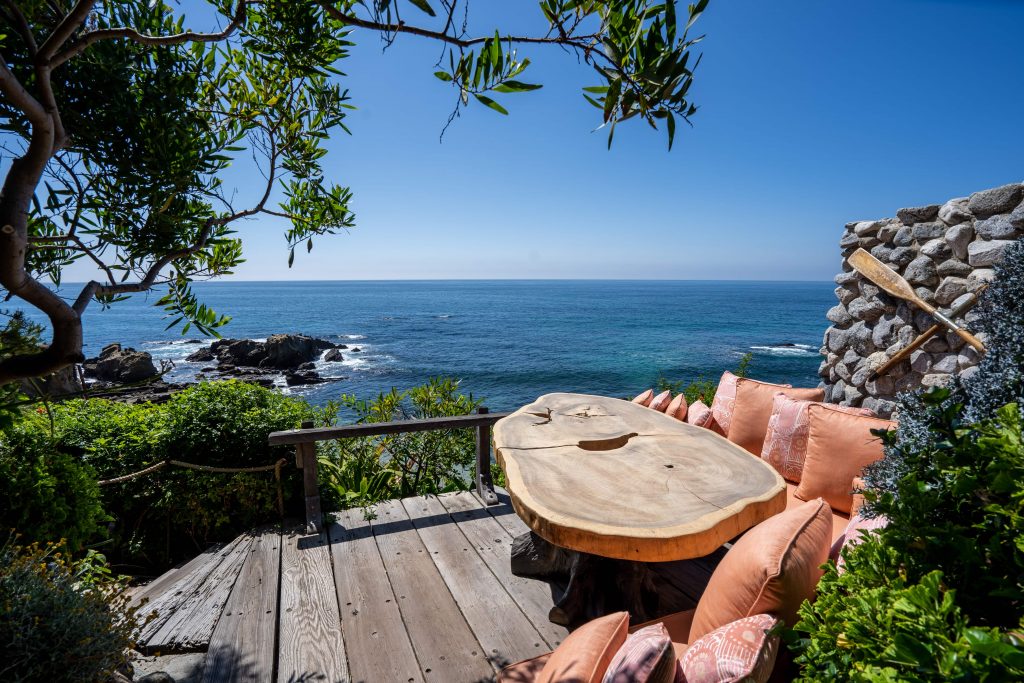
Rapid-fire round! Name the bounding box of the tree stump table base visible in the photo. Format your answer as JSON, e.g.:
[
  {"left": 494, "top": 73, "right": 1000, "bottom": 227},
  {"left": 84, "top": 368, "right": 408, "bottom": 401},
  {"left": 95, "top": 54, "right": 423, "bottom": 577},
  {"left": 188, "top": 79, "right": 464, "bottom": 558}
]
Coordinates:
[{"left": 511, "top": 531, "right": 704, "bottom": 629}]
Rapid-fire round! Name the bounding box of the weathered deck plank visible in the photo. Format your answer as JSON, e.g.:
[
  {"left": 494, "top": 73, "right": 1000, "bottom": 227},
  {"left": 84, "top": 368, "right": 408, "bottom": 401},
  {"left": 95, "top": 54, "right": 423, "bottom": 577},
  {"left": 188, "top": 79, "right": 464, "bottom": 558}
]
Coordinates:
[
  {"left": 437, "top": 492, "right": 567, "bottom": 649},
  {"left": 485, "top": 488, "right": 533, "bottom": 539},
  {"left": 130, "top": 543, "right": 224, "bottom": 609},
  {"left": 371, "top": 498, "right": 495, "bottom": 682},
  {"left": 202, "top": 528, "right": 281, "bottom": 683},
  {"left": 402, "top": 495, "right": 551, "bottom": 669},
  {"left": 146, "top": 533, "right": 255, "bottom": 653},
  {"left": 328, "top": 508, "right": 423, "bottom": 683},
  {"left": 277, "top": 528, "right": 348, "bottom": 683}
]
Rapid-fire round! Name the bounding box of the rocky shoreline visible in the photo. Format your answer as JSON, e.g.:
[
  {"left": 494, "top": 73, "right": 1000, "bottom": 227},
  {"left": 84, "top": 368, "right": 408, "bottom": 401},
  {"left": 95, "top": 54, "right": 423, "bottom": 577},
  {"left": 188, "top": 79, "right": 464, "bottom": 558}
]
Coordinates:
[{"left": 33, "top": 334, "right": 350, "bottom": 404}]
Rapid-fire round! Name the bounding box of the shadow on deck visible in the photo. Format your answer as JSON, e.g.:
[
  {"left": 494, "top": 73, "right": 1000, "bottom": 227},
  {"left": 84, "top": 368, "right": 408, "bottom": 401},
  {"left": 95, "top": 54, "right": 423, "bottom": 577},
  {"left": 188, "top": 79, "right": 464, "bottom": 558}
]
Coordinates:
[{"left": 132, "top": 489, "right": 718, "bottom": 682}]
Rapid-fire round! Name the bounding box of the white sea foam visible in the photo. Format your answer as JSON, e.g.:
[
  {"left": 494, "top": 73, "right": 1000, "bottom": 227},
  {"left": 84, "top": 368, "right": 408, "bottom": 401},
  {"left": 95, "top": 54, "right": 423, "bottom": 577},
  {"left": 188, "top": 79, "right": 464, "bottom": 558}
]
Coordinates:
[{"left": 750, "top": 344, "right": 819, "bottom": 357}]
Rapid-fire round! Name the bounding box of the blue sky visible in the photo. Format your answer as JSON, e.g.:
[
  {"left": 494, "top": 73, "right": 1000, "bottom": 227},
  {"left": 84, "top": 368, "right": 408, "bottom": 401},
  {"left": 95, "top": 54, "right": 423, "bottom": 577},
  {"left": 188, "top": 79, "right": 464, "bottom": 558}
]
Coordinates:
[{"left": 68, "top": 1, "right": 1024, "bottom": 281}]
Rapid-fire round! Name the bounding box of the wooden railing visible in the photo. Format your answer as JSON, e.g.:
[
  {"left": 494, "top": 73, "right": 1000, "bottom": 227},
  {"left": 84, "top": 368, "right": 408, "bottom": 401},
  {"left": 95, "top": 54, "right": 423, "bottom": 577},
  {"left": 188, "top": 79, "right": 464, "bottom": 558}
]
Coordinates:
[{"left": 268, "top": 407, "right": 511, "bottom": 533}]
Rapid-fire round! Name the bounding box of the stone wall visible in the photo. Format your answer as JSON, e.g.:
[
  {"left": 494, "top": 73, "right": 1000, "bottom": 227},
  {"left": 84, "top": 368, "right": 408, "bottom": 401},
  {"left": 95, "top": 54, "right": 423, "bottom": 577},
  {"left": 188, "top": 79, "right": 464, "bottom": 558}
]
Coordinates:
[{"left": 819, "top": 182, "right": 1024, "bottom": 416}]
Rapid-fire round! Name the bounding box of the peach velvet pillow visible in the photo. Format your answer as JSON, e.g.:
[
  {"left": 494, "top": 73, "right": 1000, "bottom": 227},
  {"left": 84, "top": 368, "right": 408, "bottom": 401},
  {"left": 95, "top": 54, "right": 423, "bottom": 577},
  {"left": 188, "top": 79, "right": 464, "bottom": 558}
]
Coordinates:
[
  {"left": 727, "top": 380, "right": 824, "bottom": 456},
  {"left": 709, "top": 371, "right": 740, "bottom": 435},
  {"left": 689, "top": 499, "right": 832, "bottom": 641},
  {"left": 680, "top": 614, "right": 781, "bottom": 683},
  {"left": 537, "top": 611, "right": 629, "bottom": 683},
  {"left": 648, "top": 390, "right": 673, "bottom": 413},
  {"left": 632, "top": 389, "right": 655, "bottom": 407},
  {"left": 665, "top": 393, "right": 688, "bottom": 421},
  {"left": 761, "top": 394, "right": 875, "bottom": 483},
  {"left": 794, "top": 404, "right": 896, "bottom": 514},
  {"left": 601, "top": 622, "right": 679, "bottom": 683}
]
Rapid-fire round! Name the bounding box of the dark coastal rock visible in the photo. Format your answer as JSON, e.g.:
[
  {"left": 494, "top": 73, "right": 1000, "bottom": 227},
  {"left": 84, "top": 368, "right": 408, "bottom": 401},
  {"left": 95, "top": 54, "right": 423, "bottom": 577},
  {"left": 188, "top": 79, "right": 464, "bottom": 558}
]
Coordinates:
[
  {"left": 284, "top": 369, "right": 329, "bottom": 386},
  {"left": 323, "top": 348, "right": 345, "bottom": 362},
  {"left": 185, "top": 347, "right": 216, "bottom": 362},
  {"left": 260, "top": 334, "right": 334, "bottom": 369},
  {"left": 20, "top": 364, "right": 82, "bottom": 398},
  {"left": 298, "top": 361, "right": 316, "bottom": 371},
  {"left": 82, "top": 343, "right": 159, "bottom": 383},
  {"left": 83, "top": 379, "right": 185, "bottom": 405},
  {"left": 350, "top": 347, "right": 361, "bottom": 352}
]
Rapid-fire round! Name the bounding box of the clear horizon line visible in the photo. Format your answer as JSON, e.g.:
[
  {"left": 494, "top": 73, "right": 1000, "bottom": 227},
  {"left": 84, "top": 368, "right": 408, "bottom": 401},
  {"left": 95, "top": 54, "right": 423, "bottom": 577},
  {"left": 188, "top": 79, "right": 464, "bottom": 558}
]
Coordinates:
[{"left": 53, "top": 276, "right": 835, "bottom": 285}]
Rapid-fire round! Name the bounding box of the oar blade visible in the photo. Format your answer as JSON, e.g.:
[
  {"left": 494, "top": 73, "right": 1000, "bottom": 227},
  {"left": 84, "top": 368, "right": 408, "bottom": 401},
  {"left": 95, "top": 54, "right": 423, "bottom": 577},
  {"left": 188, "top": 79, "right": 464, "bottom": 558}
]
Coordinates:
[{"left": 847, "top": 248, "right": 917, "bottom": 300}]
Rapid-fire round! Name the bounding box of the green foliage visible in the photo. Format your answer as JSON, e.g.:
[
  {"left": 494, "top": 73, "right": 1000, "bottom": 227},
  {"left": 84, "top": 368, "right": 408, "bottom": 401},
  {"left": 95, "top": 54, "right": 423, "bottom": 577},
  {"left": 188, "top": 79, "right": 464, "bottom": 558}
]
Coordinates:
[
  {"left": 318, "top": 377, "right": 483, "bottom": 510},
  {"left": 656, "top": 352, "right": 752, "bottom": 405},
  {"left": 0, "top": 311, "right": 44, "bottom": 428},
  {"left": 0, "top": 539, "right": 141, "bottom": 682},
  {"left": 793, "top": 539, "right": 1024, "bottom": 681},
  {"left": 48, "top": 381, "right": 313, "bottom": 569},
  {"left": 0, "top": 420, "right": 106, "bottom": 552}
]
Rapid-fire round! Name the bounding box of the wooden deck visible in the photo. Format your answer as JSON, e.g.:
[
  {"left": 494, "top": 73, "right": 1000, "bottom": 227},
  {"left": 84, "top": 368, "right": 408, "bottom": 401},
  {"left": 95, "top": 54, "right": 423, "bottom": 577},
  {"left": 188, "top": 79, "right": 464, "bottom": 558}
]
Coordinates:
[{"left": 132, "top": 489, "right": 719, "bottom": 682}]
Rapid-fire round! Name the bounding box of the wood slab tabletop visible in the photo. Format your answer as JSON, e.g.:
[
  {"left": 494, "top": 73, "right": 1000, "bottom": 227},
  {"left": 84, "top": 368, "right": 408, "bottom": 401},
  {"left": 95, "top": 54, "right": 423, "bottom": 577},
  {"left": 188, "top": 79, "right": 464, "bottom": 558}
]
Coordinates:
[{"left": 494, "top": 393, "right": 786, "bottom": 562}]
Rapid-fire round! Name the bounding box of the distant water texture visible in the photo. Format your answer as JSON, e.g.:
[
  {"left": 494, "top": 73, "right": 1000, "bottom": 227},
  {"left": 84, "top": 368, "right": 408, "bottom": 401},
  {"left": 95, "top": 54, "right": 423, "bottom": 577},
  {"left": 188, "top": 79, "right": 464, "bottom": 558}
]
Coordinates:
[{"left": 28, "top": 280, "right": 833, "bottom": 411}]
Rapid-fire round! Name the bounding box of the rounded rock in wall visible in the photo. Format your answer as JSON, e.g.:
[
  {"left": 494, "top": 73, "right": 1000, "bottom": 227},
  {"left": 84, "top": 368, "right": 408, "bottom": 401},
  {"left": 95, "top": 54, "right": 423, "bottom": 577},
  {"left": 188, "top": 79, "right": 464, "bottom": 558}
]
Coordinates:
[
  {"left": 835, "top": 284, "right": 859, "bottom": 305},
  {"left": 945, "top": 329, "right": 967, "bottom": 353},
  {"left": 960, "top": 365, "right": 981, "bottom": 381},
  {"left": 871, "top": 314, "right": 902, "bottom": 348},
  {"left": 853, "top": 220, "right": 885, "bottom": 236},
  {"left": 843, "top": 383, "right": 865, "bottom": 405},
  {"left": 921, "top": 373, "right": 950, "bottom": 388},
  {"left": 870, "top": 244, "right": 893, "bottom": 262},
  {"left": 910, "top": 349, "right": 932, "bottom": 374},
  {"left": 975, "top": 214, "right": 1020, "bottom": 241},
  {"left": 865, "top": 375, "right": 895, "bottom": 396},
  {"left": 904, "top": 256, "right": 939, "bottom": 287},
  {"left": 931, "top": 353, "right": 959, "bottom": 374},
  {"left": 840, "top": 232, "right": 861, "bottom": 248},
  {"left": 848, "top": 296, "right": 889, "bottom": 322},
  {"left": 934, "top": 276, "right": 970, "bottom": 306},
  {"left": 922, "top": 335, "right": 949, "bottom": 354},
  {"left": 938, "top": 197, "right": 972, "bottom": 226},
  {"left": 912, "top": 221, "right": 947, "bottom": 241},
  {"left": 827, "top": 304, "right": 854, "bottom": 327},
  {"left": 835, "top": 361, "right": 853, "bottom": 383},
  {"left": 967, "top": 183, "right": 1024, "bottom": 217},
  {"left": 877, "top": 223, "right": 900, "bottom": 244},
  {"left": 937, "top": 259, "right": 973, "bottom": 277},
  {"left": 968, "top": 268, "right": 997, "bottom": 284},
  {"left": 850, "top": 363, "right": 874, "bottom": 388},
  {"left": 835, "top": 270, "right": 861, "bottom": 286},
  {"left": 889, "top": 246, "right": 917, "bottom": 268},
  {"left": 944, "top": 223, "right": 974, "bottom": 260},
  {"left": 893, "top": 226, "right": 915, "bottom": 247},
  {"left": 842, "top": 348, "right": 861, "bottom": 366},
  {"left": 968, "top": 239, "right": 1014, "bottom": 267},
  {"left": 914, "top": 287, "right": 936, "bottom": 305},
  {"left": 895, "top": 372, "right": 924, "bottom": 393},
  {"left": 897, "top": 205, "right": 941, "bottom": 225},
  {"left": 921, "top": 237, "right": 953, "bottom": 261},
  {"left": 896, "top": 324, "right": 917, "bottom": 346}
]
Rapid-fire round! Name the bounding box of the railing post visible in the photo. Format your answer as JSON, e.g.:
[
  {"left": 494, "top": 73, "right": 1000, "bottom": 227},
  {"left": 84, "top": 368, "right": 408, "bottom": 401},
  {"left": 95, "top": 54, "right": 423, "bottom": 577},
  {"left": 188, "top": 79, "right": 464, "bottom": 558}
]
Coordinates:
[
  {"left": 298, "top": 420, "right": 323, "bottom": 533},
  {"left": 475, "top": 407, "right": 499, "bottom": 506}
]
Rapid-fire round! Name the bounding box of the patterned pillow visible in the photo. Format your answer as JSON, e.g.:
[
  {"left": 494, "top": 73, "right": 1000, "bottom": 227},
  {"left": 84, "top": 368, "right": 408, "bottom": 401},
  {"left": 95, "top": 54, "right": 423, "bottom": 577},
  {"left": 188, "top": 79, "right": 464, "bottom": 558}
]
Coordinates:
[
  {"left": 602, "top": 623, "right": 680, "bottom": 683},
  {"left": 680, "top": 614, "right": 780, "bottom": 683},
  {"left": 686, "top": 400, "right": 722, "bottom": 433},
  {"left": 761, "top": 394, "right": 875, "bottom": 483},
  {"left": 830, "top": 513, "right": 889, "bottom": 572},
  {"left": 665, "top": 394, "right": 688, "bottom": 421},
  {"left": 632, "top": 389, "right": 655, "bottom": 407},
  {"left": 649, "top": 390, "right": 674, "bottom": 413},
  {"left": 709, "top": 372, "right": 739, "bottom": 435}
]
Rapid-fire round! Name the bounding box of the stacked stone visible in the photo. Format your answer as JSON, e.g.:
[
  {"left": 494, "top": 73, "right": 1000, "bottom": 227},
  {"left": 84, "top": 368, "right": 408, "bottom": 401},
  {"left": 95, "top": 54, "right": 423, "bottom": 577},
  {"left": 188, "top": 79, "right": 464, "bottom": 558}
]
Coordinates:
[{"left": 819, "top": 182, "right": 1024, "bottom": 417}]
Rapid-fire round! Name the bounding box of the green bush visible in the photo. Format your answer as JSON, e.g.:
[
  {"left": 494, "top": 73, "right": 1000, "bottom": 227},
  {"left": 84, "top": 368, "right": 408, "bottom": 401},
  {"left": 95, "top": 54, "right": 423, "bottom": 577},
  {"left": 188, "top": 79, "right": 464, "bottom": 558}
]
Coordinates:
[
  {"left": 0, "top": 539, "right": 140, "bottom": 682},
  {"left": 49, "top": 381, "right": 314, "bottom": 569},
  {"left": 318, "top": 377, "right": 483, "bottom": 510},
  {"left": 0, "top": 420, "right": 106, "bottom": 552},
  {"left": 656, "top": 352, "right": 752, "bottom": 405}
]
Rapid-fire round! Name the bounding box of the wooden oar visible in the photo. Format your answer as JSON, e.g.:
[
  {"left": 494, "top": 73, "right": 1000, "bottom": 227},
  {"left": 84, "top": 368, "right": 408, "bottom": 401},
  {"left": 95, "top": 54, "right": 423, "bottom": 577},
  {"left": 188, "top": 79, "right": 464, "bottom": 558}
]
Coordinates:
[
  {"left": 870, "top": 284, "right": 988, "bottom": 379},
  {"left": 847, "top": 248, "right": 985, "bottom": 353}
]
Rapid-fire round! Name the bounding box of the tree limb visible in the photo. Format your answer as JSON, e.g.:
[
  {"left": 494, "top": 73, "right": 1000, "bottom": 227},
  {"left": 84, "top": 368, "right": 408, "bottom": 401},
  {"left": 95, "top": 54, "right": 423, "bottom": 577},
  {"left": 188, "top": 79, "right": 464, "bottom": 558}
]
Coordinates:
[
  {"left": 36, "top": 0, "right": 95, "bottom": 60},
  {"left": 0, "top": 55, "right": 47, "bottom": 125},
  {"left": 2, "top": 0, "right": 38, "bottom": 56},
  {"left": 51, "top": 1, "right": 249, "bottom": 67}
]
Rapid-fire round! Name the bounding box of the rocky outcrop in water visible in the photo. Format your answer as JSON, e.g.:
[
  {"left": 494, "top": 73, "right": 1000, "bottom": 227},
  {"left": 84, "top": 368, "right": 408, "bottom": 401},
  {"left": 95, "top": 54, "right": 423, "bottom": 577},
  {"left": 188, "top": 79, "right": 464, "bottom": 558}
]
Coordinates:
[
  {"left": 83, "top": 343, "right": 160, "bottom": 383},
  {"left": 186, "top": 333, "right": 342, "bottom": 386}
]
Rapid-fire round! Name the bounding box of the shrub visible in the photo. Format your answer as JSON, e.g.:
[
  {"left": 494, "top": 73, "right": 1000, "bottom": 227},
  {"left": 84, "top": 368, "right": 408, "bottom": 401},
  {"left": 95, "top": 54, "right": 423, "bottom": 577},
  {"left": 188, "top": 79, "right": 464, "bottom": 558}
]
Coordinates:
[
  {"left": 0, "top": 421, "right": 105, "bottom": 551},
  {"left": 793, "top": 238, "right": 1024, "bottom": 678},
  {"left": 49, "top": 381, "right": 313, "bottom": 569},
  {"left": 656, "top": 352, "right": 752, "bottom": 405},
  {"left": 318, "top": 377, "right": 483, "bottom": 510},
  {"left": 0, "top": 539, "right": 140, "bottom": 682}
]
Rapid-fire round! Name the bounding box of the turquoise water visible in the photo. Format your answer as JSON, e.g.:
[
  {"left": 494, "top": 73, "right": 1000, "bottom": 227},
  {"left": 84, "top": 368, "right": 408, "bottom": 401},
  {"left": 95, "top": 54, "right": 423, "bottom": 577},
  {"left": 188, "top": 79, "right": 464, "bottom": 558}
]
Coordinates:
[{"left": 31, "top": 280, "right": 832, "bottom": 411}]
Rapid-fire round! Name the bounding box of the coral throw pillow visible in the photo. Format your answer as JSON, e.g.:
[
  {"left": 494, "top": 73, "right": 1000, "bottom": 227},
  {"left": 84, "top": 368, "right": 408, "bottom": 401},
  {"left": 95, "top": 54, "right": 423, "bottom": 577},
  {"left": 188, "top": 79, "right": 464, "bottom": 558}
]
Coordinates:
[
  {"left": 761, "top": 394, "right": 875, "bottom": 483},
  {"left": 689, "top": 499, "right": 832, "bottom": 641},
  {"left": 648, "top": 390, "right": 673, "bottom": 413},
  {"left": 602, "top": 623, "right": 680, "bottom": 683},
  {"left": 665, "top": 393, "right": 688, "bottom": 421},
  {"left": 709, "top": 371, "right": 739, "bottom": 435},
  {"left": 830, "top": 513, "right": 889, "bottom": 572},
  {"left": 632, "top": 389, "right": 655, "bottom": 407},
  {"left": 537, "top": 611, "right": 629, "bottom": 683},
  {"left": 727, "top": 380, "right": 824, "bottom": 456},
  {"left": 680, "top": 614, "right": 781, "bottom": 683},
  {"left": 795, "top": 404, "right": 896, "bottom": 514}
]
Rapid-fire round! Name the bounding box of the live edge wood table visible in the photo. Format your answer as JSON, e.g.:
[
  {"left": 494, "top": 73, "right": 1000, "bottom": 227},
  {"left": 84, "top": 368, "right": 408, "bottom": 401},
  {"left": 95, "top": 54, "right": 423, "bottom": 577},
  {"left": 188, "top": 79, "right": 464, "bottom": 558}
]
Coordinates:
[{"left": 493, "top": 393, "right": 786, "bottom": 629}]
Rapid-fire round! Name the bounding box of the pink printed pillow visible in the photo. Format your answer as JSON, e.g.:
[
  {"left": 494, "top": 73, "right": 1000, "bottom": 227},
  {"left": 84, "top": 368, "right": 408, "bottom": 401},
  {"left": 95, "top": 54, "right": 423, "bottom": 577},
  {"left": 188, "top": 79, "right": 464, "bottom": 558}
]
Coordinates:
[
  {"left": 680, "top": 614, "right": 780, "bottom": 683},
  {"left": 602, "top": 623, "right": 680, "bottom": 683},
  {"left": 830, "top": 514, "right": 888, "bottom": 572},
  {"left": 709, "top": 372, "right": 739, "bottom": 435},
  {"left": 648, "top": 390, "right": 673, "bottom": 413},
  {"left": 632, "top": 389, "right": 655, "bottom": 407},
  {"left": 761, "top": 394, "right": 875, "bottom": 483},
  {"left": 686, "top": 400, "right": 723, "bottom": 434},
  {"left": 665, "top": 394, "right": 688, "bottom": 421}
]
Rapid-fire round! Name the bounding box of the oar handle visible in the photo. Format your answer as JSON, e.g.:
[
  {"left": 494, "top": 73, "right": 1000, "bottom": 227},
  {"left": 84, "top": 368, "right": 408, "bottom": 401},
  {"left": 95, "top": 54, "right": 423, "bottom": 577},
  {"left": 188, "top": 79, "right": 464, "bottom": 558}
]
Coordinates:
[{"left": 920, "top": 302, "right": 986, "bottom": 352}]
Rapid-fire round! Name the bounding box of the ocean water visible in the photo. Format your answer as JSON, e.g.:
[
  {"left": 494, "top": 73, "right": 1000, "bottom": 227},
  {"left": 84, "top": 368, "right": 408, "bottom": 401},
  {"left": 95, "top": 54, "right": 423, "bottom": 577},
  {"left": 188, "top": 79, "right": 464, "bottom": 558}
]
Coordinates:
[{"left": 31, "top": 280, "right": 832, "bottom": 411}]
